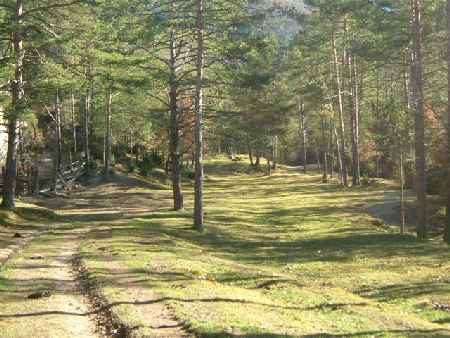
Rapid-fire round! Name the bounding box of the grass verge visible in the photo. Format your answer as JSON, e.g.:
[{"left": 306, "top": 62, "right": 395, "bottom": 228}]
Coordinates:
[{"left": 79, "top": 158, "right": 450, "bottom": 337}]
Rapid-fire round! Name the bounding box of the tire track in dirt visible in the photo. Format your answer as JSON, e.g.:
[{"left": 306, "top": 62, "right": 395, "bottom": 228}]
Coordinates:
[
  {"left": 25, "top": 173, "right": 193, "bottom": 337},
  {"left": 0, "top": 232, "right": 100, "bottom": 338}
]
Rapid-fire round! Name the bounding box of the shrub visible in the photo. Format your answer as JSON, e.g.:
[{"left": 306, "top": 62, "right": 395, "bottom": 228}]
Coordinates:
[{"left": 182, "top": 167, "right": 195, "bottom": 179}]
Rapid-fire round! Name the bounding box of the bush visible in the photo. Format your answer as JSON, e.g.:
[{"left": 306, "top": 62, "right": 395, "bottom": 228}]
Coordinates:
[
  {"left": 138, "top": 152, "right": 164, "bottom": 177},
  {"left": 427, "top": 167, "right": 448, "bottom": 196},
  {"left": 182, "top": 167, "right": 195, "bottom": 179}
]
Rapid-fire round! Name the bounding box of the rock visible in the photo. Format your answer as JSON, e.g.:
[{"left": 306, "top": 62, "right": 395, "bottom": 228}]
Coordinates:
[
  {"left": 13, "top": 233, "right": 22, "bottom": 238},
  {"left": 27, "top": 290, "right": 51, "bottom": 299}
]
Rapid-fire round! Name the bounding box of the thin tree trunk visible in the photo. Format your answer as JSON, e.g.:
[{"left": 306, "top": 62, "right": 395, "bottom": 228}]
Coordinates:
[
  {"left": 169, "top": 29, "right": 183, "bottom": 211},
  {"left": 194, "top": 0, "right": 205, "bottom": 232},
  {"left": 400, "top": 152, "right": 406, "bottom": 234},
  {"left": 334, "top": 124, "right": 344, "bottom": 184},
  {"left": 316, "top": 148, "right": 321, "bottom": 170},
  {"left": 83, "top": 86, "right": 91, "bottom": 163},
  {"left": 53, "top": 89, "right": 62, "bottom": 191},
  {"left": 329, "top": 119, "right": 334, "bottom": 178},
  {"left": 332, "top": 31, "right": 349, "bottom": 187},
  {"left": 246, "top": 134, "right": 254, "bottom": 166},
  {"left": 104, "top": 89, "right": 113, "bottom": 178},
  {"left": 321, "top": 117, "right": 328, "bottom": 182},
  {"left": 350, "top": 53, "right": 361, "bottom": 186},
  {"left": 412, "top": 0, "right": 427, "bottom": 240},
  {"left": 299, "top": 101, "right": 307, "bottom": 173},
  {"left": 71, "top": 90, "right": 77, "bottom": 155},
  {"left": 445, "top": 0, "right": 450, "bottom": 243},
  {"left": 2, "top": 0, "right": 23, "bottom": 209},
  {"left": 272, "top": 135, "right": 278, "bottom": 170}
]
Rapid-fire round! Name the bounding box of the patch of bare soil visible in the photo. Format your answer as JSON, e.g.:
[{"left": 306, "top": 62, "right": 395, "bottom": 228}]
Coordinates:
[
  {"left": 74, "top": 257, "right": 193, "bottom": 338},
  {"left": 0, "top": 226, "right": 43, "bottom": 269},
  {"left": 19, "top": 172, "right": 192, "bottom": 338},
  {"left": 72, "top": 253, "right": 129, "bottom": 338},
  {"left": 27, "top": 173, "right": 172, "bottom": 222},
  {"left": 0, "top": 235, "right": 99, "bottom": 338}
]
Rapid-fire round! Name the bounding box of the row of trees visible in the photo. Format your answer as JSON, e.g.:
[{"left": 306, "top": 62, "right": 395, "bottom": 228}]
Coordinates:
[
  {"left": 0, "top": 0, "right": 449, "bottom": 242},
  {"left": 295, "top": 0, "right": 449, "bottom": 243},
  {"left": 0, "top": 0, "right": 214, "bottom": 230}
]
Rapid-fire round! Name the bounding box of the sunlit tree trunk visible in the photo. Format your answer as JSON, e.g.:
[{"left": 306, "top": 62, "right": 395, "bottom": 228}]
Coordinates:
[
  {"left": 104, "top": 89, "right": 113, "bottom": 178},
  {"left": 246, "top": 134, "right": 254, "bottom": 166},
  {"left": 400, "top": 152, "right": 406, "bottom": 234},
  {"left": 299, "top": 100, "right": 307, "bottom": 173},
  {"left": 2, "top": 0, "right": 23, "bottom": 209},
  {"left": 333, "top": 123, "right": 343, "bottom": 184},
  {"left": 321, "top": 117, "right": 328, "bottom": 182},
  {"left": 71, "top": 90, "right": 77, "bottom": 156},
  {"left": 445, "top": 0, "right": 450, "bottom": 243},
  {"left": 83, "top": 84, "right": 91, "bottom": 163},
  {"left": 350, "top": 53, "right": 361, "bottom": 186},
  {"left": 412, "top": 0, "right": 427, "bottom": 240},
  {"left": 332, "top": 31, "right": 348, "bottom": 187},
  {"left": 272, "top": 135, "right": 278, "bottom": 170},
  {"left": 53, "top": 90, "right": 62, "bottom": 191},
  {"left": 194, "top": 0, "right": 205, "bottom": 231},
  {"left": 169, "top": 28, "right": 183, "bottom": 211}
]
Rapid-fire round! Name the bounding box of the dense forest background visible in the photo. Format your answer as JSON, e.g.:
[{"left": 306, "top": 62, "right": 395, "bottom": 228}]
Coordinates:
[{"left": 0, "top": 0, "right": 449, "bottom": 241}]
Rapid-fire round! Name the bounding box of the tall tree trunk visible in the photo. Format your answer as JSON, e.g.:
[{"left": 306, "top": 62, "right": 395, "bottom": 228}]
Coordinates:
[
  {"left": 246, "top": 134, "right": 254, "bottom": 166},
  {"left": 71, "top": 90, "right": 77, "bottom": 156},
  {"left": 329, "top": 119, "right": 334, "bottom": 177},
  {"left": 2, "top": 0, "right": 23, "bottom": 209},
  {"left": 299, "top": 100, "right": 307, "bottom": 173},
  {"left": 400, "top": 152, "right": 406, "bottom": 234},
  {"left": 332, "top": 31, "right": 349, "bottom": 187},
  {"left": 169, "top": 29, "right": 183, "bottom": 211},
  {"left": 334, "top": 123, "right": 344, "bottom": 184},
  {"left": 445, "top": 0, "right": 450, "bottom": 243},
  {"left": 83, "top": 86, "right": 91, "bottom": 163},
  {"left": 194, "top": 0, "right": 205, "bottom": 232},
  {"left": 53, "top": 89, "right": 62, "bottom": 191},
  {"left": 321, "top": 117, "right": 328, "bottom": 182},
  {"left": 412, "top": 0, "right": 427, "bottom": 240},
  {"left": 104, "top": 89, "right": 113, "bottom": 178},
  {"left": 272, "top": 135, "right": 278, "bottom": 170},
  {"left": 350, "top": 53, "right": 361, "bottom": 186}
]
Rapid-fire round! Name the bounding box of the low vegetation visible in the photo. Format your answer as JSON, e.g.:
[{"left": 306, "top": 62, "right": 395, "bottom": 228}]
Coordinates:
[{"left": 76, "top": 158, "right": 450, "bottom": 337}]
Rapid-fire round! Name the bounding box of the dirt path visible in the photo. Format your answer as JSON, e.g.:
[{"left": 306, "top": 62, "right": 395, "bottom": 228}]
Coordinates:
[
  {"left": 0, "top": 227, "right": 35, "bottom": 268},
  {"left": 0, "top": 173, "right": 191, "bottom": 338},
  {"left": 0, "top": 231, "right": 99, "bottom": 338},
  {"left": 29, "top": 173, "right": 171, "bottom": 222}
]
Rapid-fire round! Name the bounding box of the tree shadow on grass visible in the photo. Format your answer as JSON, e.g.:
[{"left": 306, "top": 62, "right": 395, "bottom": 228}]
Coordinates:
[
  {"left": 356, "top": 281, "right": 450, "bottom": 301},
  {"left": 131, "top": 212, "right": 441, "bottom": 265},
  {"left": 202, "top": 330, "right": 450, "bottom": 338}
]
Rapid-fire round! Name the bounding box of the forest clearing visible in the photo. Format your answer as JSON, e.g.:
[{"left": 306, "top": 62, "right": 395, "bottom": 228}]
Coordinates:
[
  {"left": 1, "top": 0, "right": 450, "bottom": 337},
  {"left": 0, "top": 157, "right": 449, "bottom": 337}
]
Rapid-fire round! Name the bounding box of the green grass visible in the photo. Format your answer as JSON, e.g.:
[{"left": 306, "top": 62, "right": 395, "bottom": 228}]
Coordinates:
[
  {"left": 80, "top": 156, "right": 450, "bottom": 337},
  {"left": 0, "top": 201, "right": 58, "bottom": 228}
]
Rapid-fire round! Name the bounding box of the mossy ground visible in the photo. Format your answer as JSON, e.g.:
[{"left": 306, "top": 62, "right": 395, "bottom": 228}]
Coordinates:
[{"left": 77, "top": 157, "right": 450, "bottom": 337}]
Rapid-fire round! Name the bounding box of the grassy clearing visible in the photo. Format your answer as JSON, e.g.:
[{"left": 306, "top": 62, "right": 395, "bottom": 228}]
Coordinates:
[
  {"left": 80, "top": 157, "right": 450, "bottom": 337},
  {"left": 0, "top": 201, "right": 58, "bottom": 227},
  {"left": 0, "top": 202, "right": 58, "bottom": 268}
]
